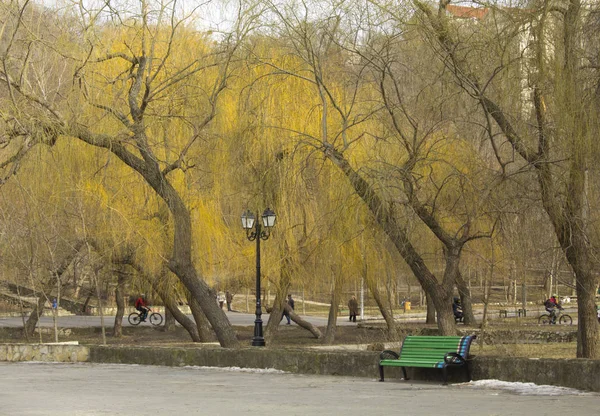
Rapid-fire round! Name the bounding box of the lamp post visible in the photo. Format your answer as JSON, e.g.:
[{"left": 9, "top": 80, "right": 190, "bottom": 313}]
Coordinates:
[{"left": 241, "top": 207, "right": 276, "bottom": 347}]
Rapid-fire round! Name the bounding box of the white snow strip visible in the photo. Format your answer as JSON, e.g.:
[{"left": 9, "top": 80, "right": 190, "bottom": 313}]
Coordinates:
[
  {"left": 183, "top": 365, "right": 287, "bottom": 374},
  {"left": 458, "top": 379, "right": 595, "bottom": 396}
]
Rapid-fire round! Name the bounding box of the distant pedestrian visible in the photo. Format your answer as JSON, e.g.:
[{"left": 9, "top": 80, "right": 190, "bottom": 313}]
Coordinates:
[
  {"left": 217, "top": 291, "right": 225, "bottom": 309},
  {"left": 348, "top": 295, "right": 358, "bottom": 322},
  {"left": 282, "top": 294, "right": 295, "bottom": 325},
  {"left": 226, "top": 291, "right": 233, "bottom": 311}
]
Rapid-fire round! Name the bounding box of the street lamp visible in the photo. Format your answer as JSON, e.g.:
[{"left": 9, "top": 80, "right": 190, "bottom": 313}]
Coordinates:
[{"left": 241, "top": 207, "right": 276, "bottom": 347}]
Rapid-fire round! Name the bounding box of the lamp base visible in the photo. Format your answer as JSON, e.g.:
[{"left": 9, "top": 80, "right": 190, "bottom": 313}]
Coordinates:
[{"left": 251, "top": 336, "right": 266, "bottom": 347}]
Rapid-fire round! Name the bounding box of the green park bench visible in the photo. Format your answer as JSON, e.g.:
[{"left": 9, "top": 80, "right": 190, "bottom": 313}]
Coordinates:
[{"left": 378, "top": 335, "right": 476, "bottom": 385}]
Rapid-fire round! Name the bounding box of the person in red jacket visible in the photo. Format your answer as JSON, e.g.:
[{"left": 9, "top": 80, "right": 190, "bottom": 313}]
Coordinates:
[{"left": 134, "top": 294, "right": 149, "bottom": 322}]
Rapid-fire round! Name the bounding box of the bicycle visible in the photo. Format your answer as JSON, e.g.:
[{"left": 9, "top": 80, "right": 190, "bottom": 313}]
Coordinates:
[
  {"left": 128, "top": 308, "right": 163, "bottom": 326},
  {"left": 538, "top": 309, "right": 572, "bottom": 325}
]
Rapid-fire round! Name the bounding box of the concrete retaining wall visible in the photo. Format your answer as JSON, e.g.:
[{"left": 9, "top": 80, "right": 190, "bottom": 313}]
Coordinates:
[
  {"left": 2, "top": 344, "right": 599, "bottom": 392},
  {"left": 88, "top": 346, "right": 379, "bottom": 378},
  {"left": 472, "top": 356, "right": 600, "bottom": 392},
  {"left": 0, "top": 344, "right": 88, "bottom": 362}
]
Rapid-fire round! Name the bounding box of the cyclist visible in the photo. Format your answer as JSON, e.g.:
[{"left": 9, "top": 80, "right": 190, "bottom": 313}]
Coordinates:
[
  {"left": 544, "top": 294, "right": 562, "bottom": 324},
  {"left": 134, "top": 294, "right": 149, "bottom": 322}
]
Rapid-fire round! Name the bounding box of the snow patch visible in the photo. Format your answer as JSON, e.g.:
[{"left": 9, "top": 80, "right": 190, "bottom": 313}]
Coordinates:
[
  {"left": 183, "top": 365, "right": 287, "bottom": 374},
  {"left": 458, "top": 379, "right": 595, "bottom": 396}
]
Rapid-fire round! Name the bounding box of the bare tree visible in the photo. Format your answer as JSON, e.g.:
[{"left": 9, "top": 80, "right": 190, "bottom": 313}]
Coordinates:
[
  {"left": 410, "top": 0, "right": 599, "bottom": 357},
  {"left": 0, "top": 1, "right": 261, "bottom": 347}
]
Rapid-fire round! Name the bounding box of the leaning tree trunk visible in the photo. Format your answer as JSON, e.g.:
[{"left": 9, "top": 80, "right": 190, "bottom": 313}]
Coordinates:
[
  {"left": 163, "top": 298, "right": 199, "bottom": 340},
  {"left": 70, "top": 125, "right": 239, "bottom": 348},
  {"left": 285, "top": 304, "right": 322, "bottom": 339},
  {"left": 23, "top": 292, "right": 48, "bottom": 339},
  {"left": 324, "top": 147, "right": 462, "bottom": 335},
  {"left": 456, "top": 271, "right": 476, "bottom": 325},
  {"left": 364, "top": 265, "right": 398, "bottom": 339},
  {"left": 156, "top": 180, "right": 239, "bottom": 347},
  {"left": 188, "top": 295, "right": 212, "bottom": 342}
]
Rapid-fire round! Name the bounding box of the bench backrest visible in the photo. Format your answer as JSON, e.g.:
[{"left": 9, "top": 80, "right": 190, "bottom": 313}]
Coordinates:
[{"left": 399, "top": 335, "right": 475, "bottom": 360}]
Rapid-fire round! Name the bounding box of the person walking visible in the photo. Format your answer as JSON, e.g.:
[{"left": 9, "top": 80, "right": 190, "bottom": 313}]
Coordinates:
[
  {"left": 282, "top": 294, "right": 295, "bottom": 325},
  {"left": 217, "top": 291, "right": 225, "bottom": 310},
  {"left": 226, "top": 291, "right": 233, "bottom": 312},
  {"left": 348, "top": 295, "right": 358, "bottom": 323}
]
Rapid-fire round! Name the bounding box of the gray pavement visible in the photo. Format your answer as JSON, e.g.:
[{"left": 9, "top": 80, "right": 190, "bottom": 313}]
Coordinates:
[
  {"left": 0, "top": 311, "right": 355, "bottom": 328},
  {"left": 0, "top": 362, "right": 597, "bottom": 415}
]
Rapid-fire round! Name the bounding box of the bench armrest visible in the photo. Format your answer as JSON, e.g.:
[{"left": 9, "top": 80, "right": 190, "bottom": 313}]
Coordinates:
[
  {"left": 380, "top": 350, "right": 400, "bottom": 360},
  {"left": 444, "top": 352, "right": 466, "bottom": 365}
]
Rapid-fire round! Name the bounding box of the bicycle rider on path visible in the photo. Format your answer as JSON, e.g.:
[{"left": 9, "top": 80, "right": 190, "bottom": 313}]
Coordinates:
[
  {"left": 135, "top": 294, "right": 149, "bottom": 322},
  {"left": 544, "top": 294, "right": 562, "bottom": 324}
]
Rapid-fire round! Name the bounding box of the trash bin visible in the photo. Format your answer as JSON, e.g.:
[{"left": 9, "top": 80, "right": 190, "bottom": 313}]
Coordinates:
[{"left": 403, "top": 301, "right": 411, "bottom": 312}]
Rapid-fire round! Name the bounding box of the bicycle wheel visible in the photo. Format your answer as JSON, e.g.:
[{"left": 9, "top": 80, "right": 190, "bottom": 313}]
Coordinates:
[
  {"left": 149, "top": 312, "right": 163, "bottom": 326},
  {"left": 538, "top": 314, "right": 551, "bottom": 324},
  {"left": 558, "top": 314, "right": 573, "bottom": 325},
  {"left": 128, "top": 312, "right": 141, "bottom": 325}
]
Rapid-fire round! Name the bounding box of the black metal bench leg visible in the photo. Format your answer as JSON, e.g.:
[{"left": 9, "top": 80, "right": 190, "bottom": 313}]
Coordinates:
[
  {"left": 465, "top": 364, "right": 472, "bottom": 382},
  {"left": 402, "top": 367, "right": 408, "bottom": 381},
  {"left": 442, "top": 366, "right": 448, "bottom": 385},
  {"left": 379, "top": 365, "right": 384, "bottom": 382}
]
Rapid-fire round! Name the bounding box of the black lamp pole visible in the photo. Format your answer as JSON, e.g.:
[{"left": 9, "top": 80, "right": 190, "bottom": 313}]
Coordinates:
[
  {"left": 242, "top": 208, "right": 276, "bottom": 347},
  {"left": 252, "top": 221, "right": 265, "bottom": 347}
]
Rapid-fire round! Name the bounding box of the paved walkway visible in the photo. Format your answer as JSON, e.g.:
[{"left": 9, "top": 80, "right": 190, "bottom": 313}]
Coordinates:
[
  {"left": 0, "top": 311, "right": 358, "bottom": 328},
  {"left": 0, "top": 362, "right": 597, "bottom": 415}
]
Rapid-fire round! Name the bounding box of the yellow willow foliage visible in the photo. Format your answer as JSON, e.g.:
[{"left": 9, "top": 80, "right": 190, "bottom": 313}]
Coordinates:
[{"left": 77, "top": 22, "right": 220, "bottom": 153}]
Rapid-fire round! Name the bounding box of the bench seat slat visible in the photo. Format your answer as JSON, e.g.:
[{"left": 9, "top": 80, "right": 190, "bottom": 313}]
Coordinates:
[{"left": 380, "top": 359, "right": 445, "bottom": 368}]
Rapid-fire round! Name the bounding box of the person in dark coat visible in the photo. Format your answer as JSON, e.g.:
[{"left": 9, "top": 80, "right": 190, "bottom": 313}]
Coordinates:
[
  {"left": 282, "top": 294, "right": 295, "bottom": 325},
  {"left": 226, "top": 291, "right": 233, "bottom": 311},
  {"left": 452, "top": 297, "right": 463, "bottom": 323},
  {"left": 348, "top": 295, "right": 358, "bottom": 322}
]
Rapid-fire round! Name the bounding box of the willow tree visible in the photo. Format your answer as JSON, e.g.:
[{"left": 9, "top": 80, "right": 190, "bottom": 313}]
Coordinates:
[
  {"left": 254, "top": 0, "right": 495, "bottom": 333},
  {"left": 0, "top": 1, "right": 259, "bottom": 347},
  {"left": 409, "top": 0, "right": 600, "bottom": 357}
]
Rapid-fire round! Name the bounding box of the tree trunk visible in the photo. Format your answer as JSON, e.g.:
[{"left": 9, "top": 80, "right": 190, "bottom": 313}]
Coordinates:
[
  {"left": 324, "top": 147, "right": 460, "bottom": 335},
  {"left": 323, "top": 265, "right": 343, "bottom": 345},
  {"left": 456, "top": 271, "right": 476, "bottom": 325},
  {"left": 564, "top": 232, "right": 599, "bottom": 358},
  {"left": 425, "top": 294, "right": 436, "bottom": 324},
  {"left": 69, "top": 124, "right": 239, "bottom": 348},
  {"left": 364, "top": 264, "right": 398, "bottom": 339},
  {"left": 265, "top": 292, "right": 287, "bottom": 344},
  {"left": 23, "top": 292, "right": 47, "bottom": 339},
  {"left": 163, "top": 306, "right": 176, "bottom": 332},
  {"left": 265, "top": 242, "right": 293, "bottom": 342},
  {"left": 23, "top": 242, "right": 85, "bottom": 339},
  {"left": 285, "top": 304, "right": 322, "bottom": 339},
  {"left": 113, "top": 271, "right": 126, "bottom": 338},
  {"left": 162, "top": 187, "right": 238, "bottom": 347},
  {"left": 413, "top": 0, "right": 599, "bottom": 357},
  {"left": 188, "top": 294, "right": 213, "bottom": 342},
  {"left": 163, "top": 297, "right": 199, "bottom": 340}
]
